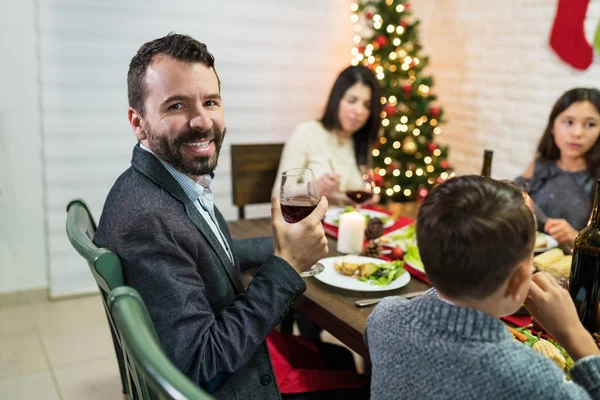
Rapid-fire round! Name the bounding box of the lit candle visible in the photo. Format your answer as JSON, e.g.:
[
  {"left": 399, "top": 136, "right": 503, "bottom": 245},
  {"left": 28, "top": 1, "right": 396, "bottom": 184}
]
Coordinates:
[{"left": 337, "top": 212, "right": 366, "bottom": 254}]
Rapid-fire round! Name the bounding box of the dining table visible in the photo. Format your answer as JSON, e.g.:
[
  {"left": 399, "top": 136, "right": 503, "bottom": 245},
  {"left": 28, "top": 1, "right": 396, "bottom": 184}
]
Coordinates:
[{"left": 227, "top": 202, "right": 431, "bottom": 360}]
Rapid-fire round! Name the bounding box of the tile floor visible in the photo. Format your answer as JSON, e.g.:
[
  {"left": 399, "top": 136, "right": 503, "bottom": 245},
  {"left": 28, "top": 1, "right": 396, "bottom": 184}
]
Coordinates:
[{"left": 1, "top": 289, "right": 363, "bottom": 399}]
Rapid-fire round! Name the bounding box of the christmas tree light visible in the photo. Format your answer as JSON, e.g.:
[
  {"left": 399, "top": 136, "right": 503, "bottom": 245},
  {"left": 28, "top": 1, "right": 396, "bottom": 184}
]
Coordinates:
[{"left": 350, "top": 0, "right": 452, "bottom": 201}]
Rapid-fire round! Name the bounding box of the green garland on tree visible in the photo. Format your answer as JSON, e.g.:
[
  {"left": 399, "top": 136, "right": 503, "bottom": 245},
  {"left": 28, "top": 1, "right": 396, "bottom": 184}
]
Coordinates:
[{"left": 350, "top": 0, "right": 454, "bottom": 202}]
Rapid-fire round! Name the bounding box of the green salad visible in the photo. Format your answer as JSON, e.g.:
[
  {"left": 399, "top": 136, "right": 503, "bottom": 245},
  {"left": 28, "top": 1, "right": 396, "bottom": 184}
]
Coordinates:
[
  {"left": 358, "top": 260, "right": 407, "bottom": 286},
  {"left": 332, "top": 206, "right": 394, "bottom": 225}
]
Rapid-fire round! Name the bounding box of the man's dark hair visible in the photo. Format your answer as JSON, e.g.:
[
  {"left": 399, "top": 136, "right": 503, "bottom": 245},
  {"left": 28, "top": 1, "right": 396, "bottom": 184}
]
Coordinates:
[
  {"left": 127, "top": 33, "right": 219, "bottom": 117},
  {"left": 416, "top": 175, "right": 536, "bottom": 300}
]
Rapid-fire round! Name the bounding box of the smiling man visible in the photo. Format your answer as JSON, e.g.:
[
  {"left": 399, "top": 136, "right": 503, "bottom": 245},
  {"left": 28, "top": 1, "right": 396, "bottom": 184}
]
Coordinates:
[{"left": 94, "top": 33, "right": 329, "bottom": 400}]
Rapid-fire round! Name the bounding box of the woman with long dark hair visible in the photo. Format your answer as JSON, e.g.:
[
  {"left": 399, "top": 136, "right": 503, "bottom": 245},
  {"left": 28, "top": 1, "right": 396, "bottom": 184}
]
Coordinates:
[
  {"left": 272, "top": 65, "right": 382, "bottom": 204},
  {"left": 516, "top": 88, "right": 600, "bottom": 246}
]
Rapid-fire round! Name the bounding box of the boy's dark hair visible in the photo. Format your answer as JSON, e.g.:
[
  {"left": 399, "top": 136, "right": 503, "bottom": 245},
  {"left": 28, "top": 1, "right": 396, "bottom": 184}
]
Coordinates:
[
  {"left": 127, "top": 33, "right": 219, "bottom": 117},
  {"left": 416, "top": 175, "right": 536, "bottom": 299}
]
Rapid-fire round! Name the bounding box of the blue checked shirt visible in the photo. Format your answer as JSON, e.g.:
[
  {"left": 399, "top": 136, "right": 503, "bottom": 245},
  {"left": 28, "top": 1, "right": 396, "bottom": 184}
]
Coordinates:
[{"left": 140, "top": 144, "right": 234, "bottom": 263}]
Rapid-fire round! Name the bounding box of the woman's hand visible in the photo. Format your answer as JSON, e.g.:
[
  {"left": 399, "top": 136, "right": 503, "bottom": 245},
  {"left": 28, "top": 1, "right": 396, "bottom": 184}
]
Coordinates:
[
  {"left": 544, "top": 218, "right": 578, "bottom": 246},
  {"left": 317, "top": 173, "right": 341, "bottom": 197}
]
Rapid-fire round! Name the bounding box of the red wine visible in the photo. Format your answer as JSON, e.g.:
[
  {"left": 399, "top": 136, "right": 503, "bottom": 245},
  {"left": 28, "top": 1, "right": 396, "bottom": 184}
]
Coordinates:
[
  {"left": 569, "top": 246, "right": 600, "bottom": 333},
  {"left": 569, "top": 178, "right": 600, "bottom": 334},
  {"left": 281, "top": 198, "right": 318, "bottom": 223},
  {"left": 346, "top": 190, "right": 374, "bottom": 204}
]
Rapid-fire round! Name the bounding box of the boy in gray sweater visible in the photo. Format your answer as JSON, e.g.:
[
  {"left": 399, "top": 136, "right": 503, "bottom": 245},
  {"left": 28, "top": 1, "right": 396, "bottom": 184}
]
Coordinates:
[{"left": 367, "top": 175, "right": 600, "bottom": 399}]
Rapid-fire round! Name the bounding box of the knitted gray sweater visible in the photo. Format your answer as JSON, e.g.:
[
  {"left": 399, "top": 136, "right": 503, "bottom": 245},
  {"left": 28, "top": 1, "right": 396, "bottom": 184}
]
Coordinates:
[{"left": 366, "top": 293, "right": 600, "bottom": 399}]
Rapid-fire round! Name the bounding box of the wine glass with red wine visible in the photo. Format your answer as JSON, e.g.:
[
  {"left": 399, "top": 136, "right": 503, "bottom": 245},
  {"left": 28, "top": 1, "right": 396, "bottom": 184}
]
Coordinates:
[
  {"left": 280, "top": 168, "right": 325, "bottom": 277},
  {"left": 346, "top": 165, "right": 376, "bottom": 212}
]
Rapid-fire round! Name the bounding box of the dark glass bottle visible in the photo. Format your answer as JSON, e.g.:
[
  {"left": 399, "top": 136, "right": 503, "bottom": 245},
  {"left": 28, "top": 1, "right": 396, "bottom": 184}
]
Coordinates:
[
  {"left": 569, "top": 179, "right": 600, "bottom": 334},
  {"left": 481, "top": 149, "right": 493, "bottom": 178}
]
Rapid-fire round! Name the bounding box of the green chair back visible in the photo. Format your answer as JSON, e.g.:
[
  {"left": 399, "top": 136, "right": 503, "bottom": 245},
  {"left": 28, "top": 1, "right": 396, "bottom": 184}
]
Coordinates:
[
  {"left": 108, "top": 286, "right": 214, "bottom": 400},
  {"left": 65, "top": 199, "right": 129, "bottom": 395}
]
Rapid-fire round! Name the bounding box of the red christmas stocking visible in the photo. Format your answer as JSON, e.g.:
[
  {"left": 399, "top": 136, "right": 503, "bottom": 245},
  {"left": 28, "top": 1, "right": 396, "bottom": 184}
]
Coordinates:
[{"left": 549, "top": 0, "right": 593, "bottom": 70}]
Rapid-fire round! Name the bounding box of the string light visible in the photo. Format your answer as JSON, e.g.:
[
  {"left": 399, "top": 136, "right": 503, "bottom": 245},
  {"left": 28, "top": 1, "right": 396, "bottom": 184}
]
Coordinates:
[
  {"left": 351, "top": 48, "right": 359, "bottom": 56},
  {"left": 351, "top": 14, "right": 359, "bottom": 22},
  {"left": 389, "top": 65, "right": 397, "bottom": 72},
  {"left": 394, "top": 185, "right": 401, "bottom": 192},
  {"left": 396, "top": 26, "right": 405, "bottom": 34},
  {"left": 387, "top": 24, "right": 395, "bottom": 33},
  {"left": 430, "top": 119, "right": 438, "bottom": 126},
  {"left": 405, "top": 56, "right": 412, "bottom": 64},
  {"left": 373, "top": 14, "right": 382, "bottom": 23},
  {"left": 400, "top": 116, "right": 408, "bottom": 123},
  {"left": 380, "top": 137, "right": 387, "bottom": 144},
  {"left": 434, "top": 127, "right": 441, "bottom": 135},
  {"left": 426, "top": 165, "right": 434, "bottom": 173},
  {"left": 351, "top": 59, "right": 358, "bottom": 66},
  {"left": 401, "top": 125, "right": 408, "bottom": 132},
  {"left": 424, "top": 156, "right": 432, "bottom": 164},
  {"left": 393, "top": 141, "right": 400, "bottom": 149},
  {"left": 413, "top": 128, "right": 420, "bottom": 136},
  {"left": 350, "top": 3, "right": 358, "bottom": 11},
  {"left": 395, "top": 124, "right": 402, "bottom": 131},
  {"left": 393, "top": 169, "right": 400, "bottom": 176},
  {"left": 404, "top": 189, "right": 412, "bottom": 196},
  {"left": 389, "top": 95, "right": 397, "bottom": 104},
  {"left": 374, "top": 186, "right": 381, "bottom": 194},
  {"left": 382, "top": 119, "right": 390, "bottom": 127},
  {"left": 372, "top": 149, "right": 380, "bottom": 157},
  {"left": 384, "top": 157, "right": 392, "bottom": 165},
  {"left": 393, "top": 38, "right": 401, "bottom": 46},
  {"left": 387, "top": 188, "right": 394, "bottom": 196},
  {"left": 368, "top": 56, "right": 375, "bottom": 63},
  {"left": 389, "top": 52, "right": 397, "bottom": 60},
  {"left": 356, "top": 54, "right": 364, "bottom": 61},
  {"left": 401, "top": 64, "right": 409, "bottom": 71},
  {"left": 379, "top": 169, "right": 387, "bottom": 176},
  {"left": 396, "top": 4, "right": 405, "bottom": 12},
  {"left": 428, "top": 177, "right": 435, "bottom": 184},
  {"left": 377, "top": 72, "right": 385, "bottom": 80},
  {"left": 374, "top": 21, "right": 382, "bottom": 29},
  {"left": 353, "top": 35, "right": 361, "bottom": 44},
  {"left": 441, "top": 172, "right": 449, "bottom": 179},
  {"left": 376, "top": 66, "right": 384, "bottom": 73},
  {"left": 413, "top": 58, "right": 420, "bottom": 65},
  {"left": 380, "top": 97, "right": 387, "bottom": 104},
  {"left": 419, "top": 84, "right": 430, "bottom": 94},
  {"left": 416, "top": 168, "right": 424, "bottom": 176},
  {"left": 406, "top": 170, "right": 413, "bottom": 177},
  {"left": 433, "top": 149, "right": 441, "bottom": 156}
]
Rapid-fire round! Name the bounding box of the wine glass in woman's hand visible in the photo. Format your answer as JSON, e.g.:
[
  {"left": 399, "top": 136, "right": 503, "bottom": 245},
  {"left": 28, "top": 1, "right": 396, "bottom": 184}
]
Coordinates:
[
  {"left": 346, "top": 165, "right": 376, "bottom": 212},
  {"left": 280, "top": 168, "right": 325, "bottom": 277}
]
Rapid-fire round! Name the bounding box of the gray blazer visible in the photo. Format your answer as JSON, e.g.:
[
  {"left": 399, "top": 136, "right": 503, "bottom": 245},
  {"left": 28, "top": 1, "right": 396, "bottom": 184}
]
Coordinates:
[{"left": 95, "top": 145, "right": 306, "bottom": 400}]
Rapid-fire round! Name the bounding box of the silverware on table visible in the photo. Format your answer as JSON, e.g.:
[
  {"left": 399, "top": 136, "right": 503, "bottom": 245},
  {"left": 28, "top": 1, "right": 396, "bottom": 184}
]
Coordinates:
[{"left": 355, "top": 290, "right": 428, "bottom": 307}]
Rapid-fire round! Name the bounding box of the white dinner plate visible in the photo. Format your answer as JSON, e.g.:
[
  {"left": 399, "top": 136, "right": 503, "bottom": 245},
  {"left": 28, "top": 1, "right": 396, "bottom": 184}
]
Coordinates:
[
  {"left": 379, "top": 225, "right": 415, "bottom": 250},
  {"left": 314, "top": 256, "right": 411, "bottom": 292},
  {"left": 534, "top": 232, "right": 558, "bottom": 253},
  {"left": 323, "top": 208, "right": 395, "bottom": 229}
]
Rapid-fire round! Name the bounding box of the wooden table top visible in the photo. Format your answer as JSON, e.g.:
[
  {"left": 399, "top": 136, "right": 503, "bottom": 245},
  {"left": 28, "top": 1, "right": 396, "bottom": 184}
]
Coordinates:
[{"left": 227, "top": 202, "right": 430, "bottom": 359}]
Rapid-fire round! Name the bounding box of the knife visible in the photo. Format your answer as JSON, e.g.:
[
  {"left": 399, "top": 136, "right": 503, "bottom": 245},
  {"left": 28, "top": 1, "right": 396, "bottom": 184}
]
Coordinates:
[{"left": 355, "top": 290, "right": 428, "bottom": 307}]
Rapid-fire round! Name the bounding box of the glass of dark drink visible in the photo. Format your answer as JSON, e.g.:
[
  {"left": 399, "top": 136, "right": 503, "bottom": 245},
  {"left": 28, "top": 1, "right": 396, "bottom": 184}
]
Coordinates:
[
  {"left": 346, "top": 165, "right": 376, "bottom": 212},
  {"left": 280, "top": 168, "right": 325, "bottom": 277}
]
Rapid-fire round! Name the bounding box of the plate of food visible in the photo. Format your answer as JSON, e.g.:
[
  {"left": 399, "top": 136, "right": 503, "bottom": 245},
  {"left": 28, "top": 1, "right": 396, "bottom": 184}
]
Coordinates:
[
  {"left": 323, "top": 206, "right": 395, "bottom": 229},
  {"left": 380, "top": 223, "right": 416, "bottom": 250},
  {"left": 508, "top": 326, "right": 573, "bottom": 375},
  {"left": 314, "top": 255, "right": 410, "bottom": 292},
  {"left": 534, "top": 232, "right": 558, "bottom": 253}
]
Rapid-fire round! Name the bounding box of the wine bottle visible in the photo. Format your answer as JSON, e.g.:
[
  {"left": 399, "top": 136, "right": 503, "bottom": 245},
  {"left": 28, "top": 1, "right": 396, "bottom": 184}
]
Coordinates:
[
  {"left": 481, "top": 149, "right": 493, "bottom": 178},
  {"left": 569, "top": 179, "right": 600, "bottom": 334}
]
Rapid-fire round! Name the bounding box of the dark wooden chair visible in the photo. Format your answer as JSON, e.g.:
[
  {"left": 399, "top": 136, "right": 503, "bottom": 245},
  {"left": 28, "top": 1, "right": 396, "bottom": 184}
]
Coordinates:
[{"left": 231, "top": 143, "right": 284, "bottom": 219}]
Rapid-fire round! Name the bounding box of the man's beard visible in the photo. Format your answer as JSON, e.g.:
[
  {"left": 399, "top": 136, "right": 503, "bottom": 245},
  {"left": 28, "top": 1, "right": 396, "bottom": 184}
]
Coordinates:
[{"left": 145, "top": 125, "right": 226, "bottom": 177}]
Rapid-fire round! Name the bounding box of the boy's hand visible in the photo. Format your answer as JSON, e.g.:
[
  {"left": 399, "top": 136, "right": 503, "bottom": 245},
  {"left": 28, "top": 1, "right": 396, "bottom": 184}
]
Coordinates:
[
  {"left": 525, "top": 272, "right": 600, "bottom": 360},
  {"left": 271, "top": 196, "right": 329, "bottom": 274}
]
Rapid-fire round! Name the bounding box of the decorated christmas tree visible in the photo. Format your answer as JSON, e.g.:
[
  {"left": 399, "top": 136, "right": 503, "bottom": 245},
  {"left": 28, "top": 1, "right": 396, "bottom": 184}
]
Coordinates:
[{"left": 350, "top": 0, "right": 454, "bottom": 202}]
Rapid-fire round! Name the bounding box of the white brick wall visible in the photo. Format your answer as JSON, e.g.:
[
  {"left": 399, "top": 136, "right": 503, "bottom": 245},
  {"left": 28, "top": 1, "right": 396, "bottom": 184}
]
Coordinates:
[{"left": 412, "top": 0, "right": 600, "bottom": 179}]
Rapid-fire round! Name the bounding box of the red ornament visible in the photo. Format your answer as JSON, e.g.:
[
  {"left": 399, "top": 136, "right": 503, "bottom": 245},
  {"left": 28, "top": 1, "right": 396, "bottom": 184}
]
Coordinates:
[
  {"left": 399, "top": 20, "right": 408, "bottom": 28},
  {"left": 440, "top": 160, "right": 449, "bottom": 169},
  {"left": 358, "top": 46, "right": 365, "bottom": 54},
  {"left": 365, "top": 11, "right": 374, "bottom": 19},
  {"left": 375, "top": 35, "right": 388, "bottom": 47},
  {"left": 390, "top": 161, "right": 401, "bottom": 170},
  {"left": 402, "top": 84, "right": 412, "bottom": 94},
  {"left": 390, "top": 247, "right": 405, "bottom": 260},
  {"left": 427, "top": 143, "right": 437, "bottom": 152},
  {"left": 416, "top": 188, "right": 429, "bottom": 202},
  {"left": 384, "top": 104, "right": 397, "bottom": 117},
  {"left": 404, "top": 2, "right": 411, "bottom": 10},
  {"left": 430, "top": 106, "right": 440, "bottom": 117},
  {"left": 374, "top": 174, "right": 384, "bottom": 186}
]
